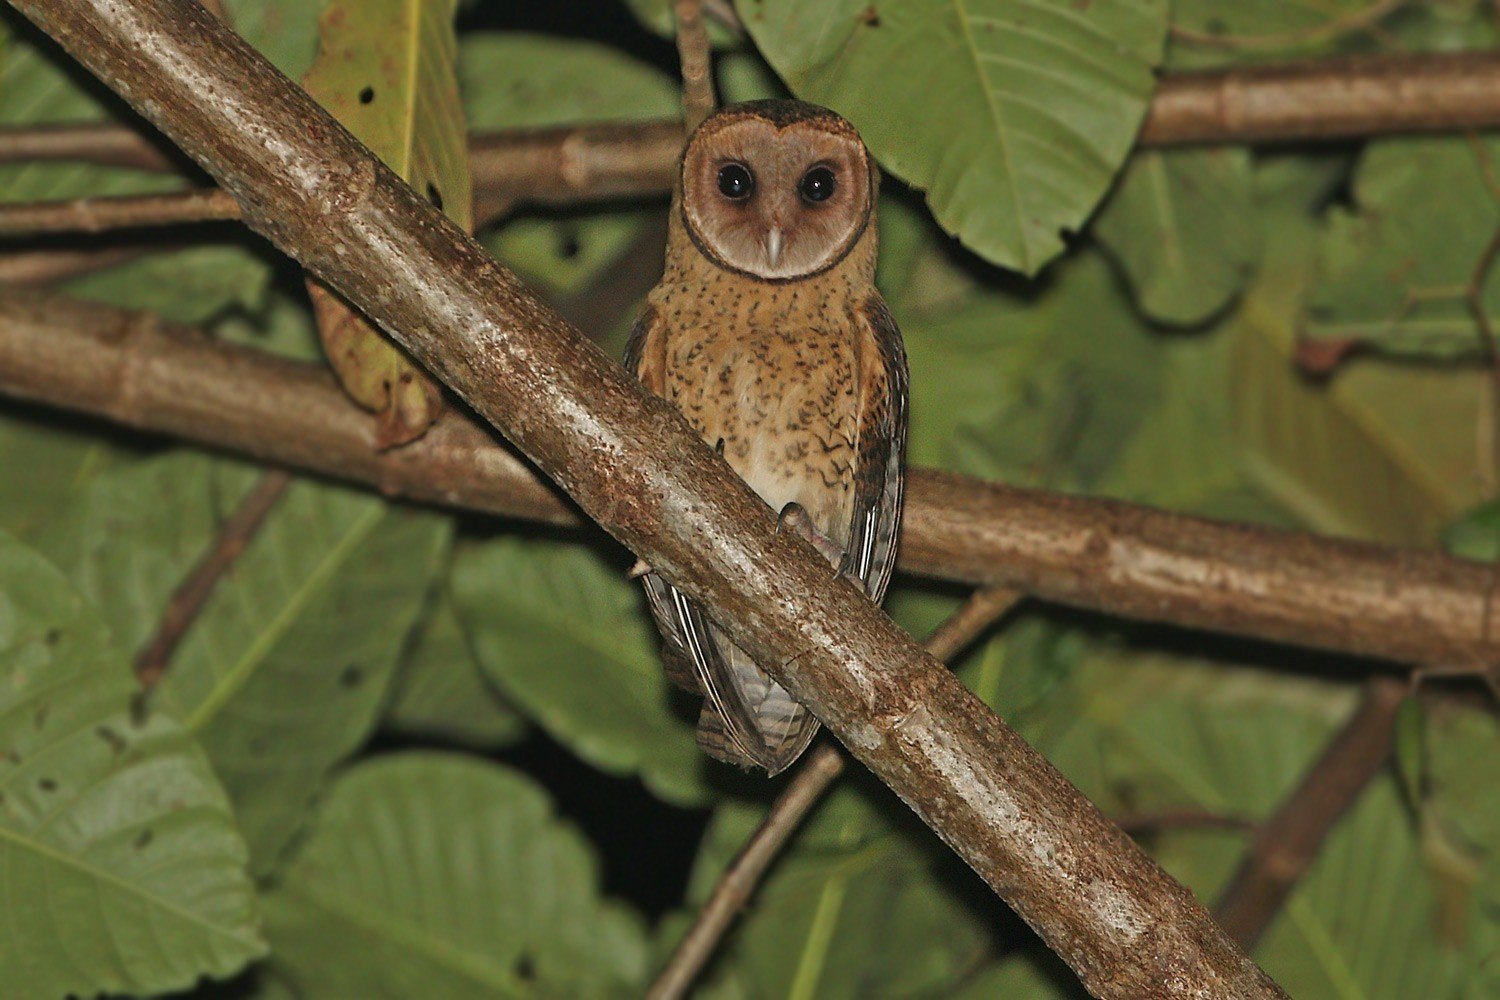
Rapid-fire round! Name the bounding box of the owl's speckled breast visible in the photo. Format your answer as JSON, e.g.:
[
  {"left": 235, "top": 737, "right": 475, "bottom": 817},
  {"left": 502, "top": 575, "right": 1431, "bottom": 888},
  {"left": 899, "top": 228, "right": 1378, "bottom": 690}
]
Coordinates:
[{"left": 651, "top": 269, "right": 872, "bottom": 550}]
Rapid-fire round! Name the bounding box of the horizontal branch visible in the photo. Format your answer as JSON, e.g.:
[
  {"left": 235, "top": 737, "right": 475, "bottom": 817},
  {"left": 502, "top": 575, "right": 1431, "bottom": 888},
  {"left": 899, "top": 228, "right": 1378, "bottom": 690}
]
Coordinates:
[
  {"left": 6, "top": 1, "right": 1276, "bottom": 992},
  {"left": 0, "top": 187, "right": 238, "bottom": 236},
  {"left": 2, "top": 288, "right": 1496, "bottom": 671},
  {"left": 1138, "top": 51, "right": 1500, "bottom": 145},
  {"left": 2, "top": 52, "right": 1499, "bottom": 237}
]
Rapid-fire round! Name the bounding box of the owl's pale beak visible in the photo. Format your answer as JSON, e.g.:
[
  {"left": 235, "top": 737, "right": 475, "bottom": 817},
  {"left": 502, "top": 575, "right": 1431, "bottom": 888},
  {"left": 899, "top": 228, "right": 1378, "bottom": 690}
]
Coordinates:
[{"left": 765, "top": 227, "right": 784, "bottom": 268}]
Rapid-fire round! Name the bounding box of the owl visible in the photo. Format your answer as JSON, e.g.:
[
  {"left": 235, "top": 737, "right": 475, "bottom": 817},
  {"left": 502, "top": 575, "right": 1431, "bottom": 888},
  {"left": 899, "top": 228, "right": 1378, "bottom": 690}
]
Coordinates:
[{"left": 625, "top": 99, "right": 908, "bottom": 775}]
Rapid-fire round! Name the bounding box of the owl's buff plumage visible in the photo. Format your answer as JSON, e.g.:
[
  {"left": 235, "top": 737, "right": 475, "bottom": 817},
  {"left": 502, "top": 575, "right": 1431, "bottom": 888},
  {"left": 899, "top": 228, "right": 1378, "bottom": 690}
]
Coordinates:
[{"left": 626, "top": 100, "right": 908, "bottom": 775}]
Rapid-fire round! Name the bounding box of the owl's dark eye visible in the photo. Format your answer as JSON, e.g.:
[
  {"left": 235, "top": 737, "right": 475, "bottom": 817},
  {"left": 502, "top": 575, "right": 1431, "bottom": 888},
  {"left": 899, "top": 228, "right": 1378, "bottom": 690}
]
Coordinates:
[
  {"left": 799, "top": 166, "right": 837, "bottom": 203},
  {"left": 717, "top": 163, "right": 755, "bottom": 200}
]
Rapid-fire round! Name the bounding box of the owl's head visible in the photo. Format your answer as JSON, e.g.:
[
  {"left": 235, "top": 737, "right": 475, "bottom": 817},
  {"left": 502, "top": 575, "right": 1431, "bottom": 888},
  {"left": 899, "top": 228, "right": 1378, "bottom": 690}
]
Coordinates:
[{"left": 678, "top": 100, "right": 876, "bottom": 282}]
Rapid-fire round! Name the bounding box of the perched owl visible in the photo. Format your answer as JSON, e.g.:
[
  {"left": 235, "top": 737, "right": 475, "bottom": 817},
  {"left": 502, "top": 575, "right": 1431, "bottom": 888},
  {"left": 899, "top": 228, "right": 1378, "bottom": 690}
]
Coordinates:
[{"left": 626, "top": 100, "right": 908, "bottom": 775}]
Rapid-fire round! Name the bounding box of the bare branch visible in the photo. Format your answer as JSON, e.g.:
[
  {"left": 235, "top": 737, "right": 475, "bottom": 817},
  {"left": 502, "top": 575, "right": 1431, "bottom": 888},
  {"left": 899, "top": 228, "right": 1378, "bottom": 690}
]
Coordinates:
[
  {"left": 651, "top": 586, "right": 1023, "bottom": 999},
  {"left": 3, "top": 287, "right": 1500, "bottom": 675},
  {"left": 0, "top": 244, "right": 153, "bottom": 285},
  {"left": 1140, "top": 52, "right": 1500, "bottom": 146},
  {"left": 0, "top": 188, "right": 238, "bottom": 236},
  {"left": 0, "top": 121, "right": 177, "bottom": 171},
  {"left": 0, "top": 3, "right": 1282, "bottom": 993},
  {"left": 135, "top": 469, "right": 291, "bottom": 689},
  {"left": 1213, "top": 677, "right": 1409, "bottom": 950}
]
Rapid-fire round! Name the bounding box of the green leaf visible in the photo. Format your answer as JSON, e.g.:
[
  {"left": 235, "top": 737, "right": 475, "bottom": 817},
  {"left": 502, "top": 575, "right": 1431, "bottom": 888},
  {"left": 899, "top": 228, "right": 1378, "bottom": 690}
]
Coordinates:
[
  {"left": 263, "top": 754, "right": 648, "bottom": 997},
  {"left": 0, "top": 405, "right": 135, "bottom": 544},
  {"left": 0, "top": 530, "right": 264, "bottom": 997},
  {"left": 462, "top": 33, "right": 679, "bottom": 294},
  {"left": 33, "top": 452, "right": 245, "bottom": 656},
  {"left": 900, "top": 249, "right": 1164, "bottom": 488},
  {"left": 226, "top": 0, "right": 326, "bottom": 80},
  {"left": 123, "top": 467, "right": 451, "bottom": 874},
  {"left": 1166, "top": 0, "right": 1394, "bottom": 70},
  {"left": 686, "top": 787, "right": 994, "bottom": 998},
  {"left": 1443, "top": 501, "right": 1500, "bottom": 562},
  {"left": 452, "top": 536, "right": 713, "bottom": 806},
  {"left": 1095, "top": 147, "right": 1258, "bottom": 326},
  {"left": 384, "top": 584, "right": 527, "bottom": 747},
  {"left": 63, "top": 245, "right": 273, "bottom": 326},
  {"left": 742, "top": 0, "right": 1169, "bottom": 274},
  {"left": 1305, "top": 137, "right": 1500, "bottom": 359}
]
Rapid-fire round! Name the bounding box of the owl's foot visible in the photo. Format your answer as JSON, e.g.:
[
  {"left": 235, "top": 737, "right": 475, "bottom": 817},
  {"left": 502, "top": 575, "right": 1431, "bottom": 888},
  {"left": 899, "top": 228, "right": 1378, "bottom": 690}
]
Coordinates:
[
  {"left": 627, "top": 558, "right": 653, "bottom": 580},
  {"left": 776, "top": 502, "right": 843, "bottom": 574}
]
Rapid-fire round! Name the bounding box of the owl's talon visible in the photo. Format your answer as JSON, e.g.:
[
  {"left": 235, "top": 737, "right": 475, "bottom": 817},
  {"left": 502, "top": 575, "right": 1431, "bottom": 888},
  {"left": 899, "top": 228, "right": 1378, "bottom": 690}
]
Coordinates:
[{"left": 776, "top": 502, "right": 844, "bottom": 568}]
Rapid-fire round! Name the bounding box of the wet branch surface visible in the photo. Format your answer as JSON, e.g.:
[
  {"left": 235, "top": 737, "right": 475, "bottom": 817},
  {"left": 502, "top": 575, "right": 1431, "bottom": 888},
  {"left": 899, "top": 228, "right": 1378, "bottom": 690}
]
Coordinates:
[{"left": 5, "top": 1, "right": 1284, "bottom": 995}]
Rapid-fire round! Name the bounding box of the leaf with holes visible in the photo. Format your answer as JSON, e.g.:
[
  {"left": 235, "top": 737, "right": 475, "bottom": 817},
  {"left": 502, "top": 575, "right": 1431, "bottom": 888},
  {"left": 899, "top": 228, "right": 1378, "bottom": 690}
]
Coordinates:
[
  {"left": 301, "top": 0, "right": 472, "bottom": 445},
  {"left": 137, "top": 471, "right": 451, "bottom": 874},
  {"left": 0, "top": 530, "right": 264, "bottom": 998},
  {"left": 262, "top": 754, "right": 648, "bottom": 997},
  {"left": 742, "top": 0, "right": 1168, "bottom": 274}
]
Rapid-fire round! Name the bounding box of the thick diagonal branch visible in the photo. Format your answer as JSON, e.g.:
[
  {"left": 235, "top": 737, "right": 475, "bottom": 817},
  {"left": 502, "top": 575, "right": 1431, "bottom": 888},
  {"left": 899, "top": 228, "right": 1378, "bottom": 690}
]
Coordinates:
[
  {"left": 5, "top": 2, "right": 1281, "bottom": 996},
  {"left": 3, "top": 287, "right": 1499, "bottom": 673}
]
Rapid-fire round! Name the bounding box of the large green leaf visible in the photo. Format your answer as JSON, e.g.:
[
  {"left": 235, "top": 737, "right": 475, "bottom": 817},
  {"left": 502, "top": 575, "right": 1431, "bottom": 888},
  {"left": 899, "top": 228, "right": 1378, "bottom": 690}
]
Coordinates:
[
  {"left": 742, "top": 0, "right": 1169, "bottom": 274},
  {"left": 0, "top": 530, "right": 263, "bottom": 997},
  {"left": 1304, "top": 137, "right": 1500, "bottom": 360},
  {"left": 462, "top": 33, "right": 679, "bottom": 294},
  {"left": 263, "top": 754, "right": 648, "bottom": 997},
  {"left": 1094, "top": 147, "right": 1258, "bottom": 327},
  {"left": 686, "top": 786, "right": 996, "bottom": 998},
  {"left": 452, "top": 536, "right": 712, "bottom": 806},
  {"left": 41, "top": 454, "right": 454, "bottom": 874},
  {"left": 384, "top": 583, "right": 526, "bottom": 747},
  {"left": 900, "top": 249, "right": 1165, "bottom": 488}
]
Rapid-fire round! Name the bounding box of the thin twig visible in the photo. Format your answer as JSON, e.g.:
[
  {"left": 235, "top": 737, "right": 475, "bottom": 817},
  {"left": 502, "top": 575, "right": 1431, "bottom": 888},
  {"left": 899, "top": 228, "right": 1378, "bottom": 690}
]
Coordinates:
[
  {"left": 1212, "top": 676, "right": 1410, "bottom": 951},
  {"left": 0, "top": 188, "right": 239, "bottom": 237},
  {"left": 674, "top": 0, "right": 717, "bottom": 132},
  {"left": 650, "top": 586, "right": 1023, "bottom": 1000},
  {"left": 134, "top": 469, "right": 292, "bottom": 689},
  {"left": 0, "top": 244, "right": 153, "bottom": 284},
  {"left": 0, "top": 121, "right": 177, "bottom": 171}
]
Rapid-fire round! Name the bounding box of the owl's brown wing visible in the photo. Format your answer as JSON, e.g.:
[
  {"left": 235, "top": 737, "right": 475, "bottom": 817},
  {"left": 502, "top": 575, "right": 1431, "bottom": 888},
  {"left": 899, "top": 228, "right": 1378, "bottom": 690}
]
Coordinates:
[
  {"left": 625, "top": 305, "right": 788, "bottom": 772},
  {"left": 843, "top": 294, "right": 908, "bottom": 604}
]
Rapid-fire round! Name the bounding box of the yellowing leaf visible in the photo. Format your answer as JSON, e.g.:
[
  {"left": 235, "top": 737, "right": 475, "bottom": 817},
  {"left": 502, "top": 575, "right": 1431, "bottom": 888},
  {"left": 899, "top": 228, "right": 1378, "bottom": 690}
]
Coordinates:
[
  {"left": 301, "top": 0, "right": 473, "bottom": 447},
  {"left": 1233, "top": 203, "right": 1484, "bottom": 543}
]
